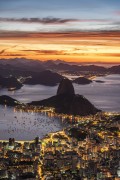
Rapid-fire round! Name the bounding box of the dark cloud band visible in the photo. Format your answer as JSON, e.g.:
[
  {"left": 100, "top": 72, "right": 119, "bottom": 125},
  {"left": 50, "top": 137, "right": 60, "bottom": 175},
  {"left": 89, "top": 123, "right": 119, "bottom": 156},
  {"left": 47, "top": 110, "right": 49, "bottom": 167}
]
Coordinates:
[
  {"left": 0, "top": 17, "right": 111, "bottom": 25},
  {"left": 0, "top": 17, "right": 79, "bottom": 24}
]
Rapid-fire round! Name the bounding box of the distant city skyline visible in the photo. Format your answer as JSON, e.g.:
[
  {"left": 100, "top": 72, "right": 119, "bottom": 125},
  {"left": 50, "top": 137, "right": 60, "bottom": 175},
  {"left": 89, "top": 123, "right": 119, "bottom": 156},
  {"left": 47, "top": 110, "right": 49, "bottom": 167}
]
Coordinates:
[{"left": 0, "top": 0, "right": 120, "bottom": 63}]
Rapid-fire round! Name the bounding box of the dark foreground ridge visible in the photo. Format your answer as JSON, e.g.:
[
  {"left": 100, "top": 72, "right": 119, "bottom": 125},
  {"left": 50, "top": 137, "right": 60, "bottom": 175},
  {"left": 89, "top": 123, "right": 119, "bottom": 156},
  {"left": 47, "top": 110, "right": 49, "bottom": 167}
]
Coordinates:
[
  {"left": 29, "top": 78, "right": 100, "bottom": 116},
  {"left": 24, "top": 70, "right": 63, "bottom": 86},
  {"left": 0, "top": 76, "right": 22, "bottom": 90},
  {"left": 0, "top": 95, "right": 20, "bottom": 106}
]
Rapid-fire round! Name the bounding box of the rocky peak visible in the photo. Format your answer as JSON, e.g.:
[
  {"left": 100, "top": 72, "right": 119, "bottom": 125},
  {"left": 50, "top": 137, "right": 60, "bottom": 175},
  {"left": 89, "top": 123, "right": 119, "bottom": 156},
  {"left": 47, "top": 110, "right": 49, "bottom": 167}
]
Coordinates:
[{"left": 57, "top": 78, "right": 75, "bottom": 95}]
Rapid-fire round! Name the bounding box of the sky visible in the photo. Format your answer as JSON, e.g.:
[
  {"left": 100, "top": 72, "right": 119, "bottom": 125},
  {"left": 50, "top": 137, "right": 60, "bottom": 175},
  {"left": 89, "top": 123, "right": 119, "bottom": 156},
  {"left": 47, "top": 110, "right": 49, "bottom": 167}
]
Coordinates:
[{"left": 0, "top": 0, "right": 120, "bottom": 64}]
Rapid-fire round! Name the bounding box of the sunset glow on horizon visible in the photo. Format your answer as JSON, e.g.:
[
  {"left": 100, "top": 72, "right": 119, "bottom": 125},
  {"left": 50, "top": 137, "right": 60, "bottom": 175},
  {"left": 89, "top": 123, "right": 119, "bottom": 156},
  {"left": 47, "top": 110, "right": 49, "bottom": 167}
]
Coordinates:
[{"left": 0, "top": 0, "right": 120, "bottom": 64}]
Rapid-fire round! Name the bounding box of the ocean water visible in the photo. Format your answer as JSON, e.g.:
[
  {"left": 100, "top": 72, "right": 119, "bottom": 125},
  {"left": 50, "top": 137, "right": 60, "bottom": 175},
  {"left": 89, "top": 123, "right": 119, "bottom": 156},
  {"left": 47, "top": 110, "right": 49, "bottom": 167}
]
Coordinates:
[
  {"left": 74, "top": 74, "right": 120, "bottom": 112},
  {"left": 0, "top": 105, "right": 66, "bottom": 140},
  {"left": 0, "top": 74, "right": 120, "bottom": 111},
  {"left": 0, "top": 74, "right": 120, "bottom": 140}
]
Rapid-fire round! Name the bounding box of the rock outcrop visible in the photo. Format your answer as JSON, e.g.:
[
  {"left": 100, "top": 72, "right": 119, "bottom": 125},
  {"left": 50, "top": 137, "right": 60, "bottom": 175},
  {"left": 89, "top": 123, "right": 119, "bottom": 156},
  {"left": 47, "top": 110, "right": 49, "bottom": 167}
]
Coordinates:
[
  {"left": 29, "top": 79, "right": 100, "bottom": 116},
  {"left": 57, "top": 78, "right": 75, "bottom": 95}
]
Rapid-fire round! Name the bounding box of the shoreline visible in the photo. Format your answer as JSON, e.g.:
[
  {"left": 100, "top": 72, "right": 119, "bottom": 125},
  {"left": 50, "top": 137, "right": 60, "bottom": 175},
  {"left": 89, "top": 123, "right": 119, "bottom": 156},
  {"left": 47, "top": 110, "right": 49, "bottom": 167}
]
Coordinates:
[{"left": 0, "top": 112, "right": 119, "bottom": 142}]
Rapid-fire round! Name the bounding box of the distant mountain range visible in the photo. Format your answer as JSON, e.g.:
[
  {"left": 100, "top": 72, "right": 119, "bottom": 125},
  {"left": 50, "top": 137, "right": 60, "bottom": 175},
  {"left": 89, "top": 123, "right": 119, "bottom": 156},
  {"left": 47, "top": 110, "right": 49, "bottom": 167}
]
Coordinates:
[
  {"left": 0, "top": 58, "right": 120, "bottom": 77},
  {"left": 43, "top": 62, "right": 107, "bottom": 72},
  {"left": 43, "top": 61, "right": 120, "bottom": 74},
  {"left": 0, "top": 58, "right": 120, "bottom": 89},
  {"left": 0, "top": 58, "right": 44, "bottom": 77}
]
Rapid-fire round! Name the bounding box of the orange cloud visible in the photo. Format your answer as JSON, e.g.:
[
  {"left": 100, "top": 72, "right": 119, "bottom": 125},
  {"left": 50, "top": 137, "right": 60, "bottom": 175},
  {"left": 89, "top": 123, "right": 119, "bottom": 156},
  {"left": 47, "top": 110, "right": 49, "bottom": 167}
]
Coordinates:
[
  {"left": 0, "top": 30, "right": 120, "bottom": 64},
  {"left": 22, "top": 49, "right": 71, "bottom": 55}
]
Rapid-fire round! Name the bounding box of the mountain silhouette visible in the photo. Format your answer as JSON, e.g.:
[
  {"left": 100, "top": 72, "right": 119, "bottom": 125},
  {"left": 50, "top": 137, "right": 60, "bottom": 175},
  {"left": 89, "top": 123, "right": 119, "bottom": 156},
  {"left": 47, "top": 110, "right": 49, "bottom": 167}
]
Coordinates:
[
  {"left": 57, "top": 78, "right": 75, "bottom": 95},
  {"left": 0, "top": 76, "right": 22, "bottom": 90},
  {"left": 73, "top": 77, "right": 92, "bottom": 85},
  {"left": 29, "top": 78, "right": 100, "bottom": 116},
  {"left": 0, "top": 95, "right": 20, "bottom": 106},
  {"left": 24, "top": 70, "right": 63, "bottom": 86}
]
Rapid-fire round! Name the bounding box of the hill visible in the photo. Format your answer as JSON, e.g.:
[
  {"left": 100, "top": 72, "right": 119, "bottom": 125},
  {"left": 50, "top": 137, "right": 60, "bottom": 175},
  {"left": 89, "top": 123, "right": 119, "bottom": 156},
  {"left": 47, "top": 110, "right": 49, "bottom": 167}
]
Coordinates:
[
  {"left": 73, "top": 77, "right": 92, "bottom": 85},
  {"left": 24, "top": 70, "right": 64, "bottom": 86},
  {"left": 0, "top": 95, "right": 20, "bottom": 106},
  {"left": 29, "top": 78, "right": 100, "bottom": 116},
  {"left": 0, "top": 76, "right": 22, "bottom": 90}
]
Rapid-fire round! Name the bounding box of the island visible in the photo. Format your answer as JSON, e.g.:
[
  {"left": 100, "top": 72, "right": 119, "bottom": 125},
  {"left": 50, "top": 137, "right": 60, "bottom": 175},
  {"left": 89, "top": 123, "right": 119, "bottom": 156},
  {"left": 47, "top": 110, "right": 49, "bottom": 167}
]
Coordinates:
[{"left": 73, "top": 77, "right": 92, "bottom": 85}]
